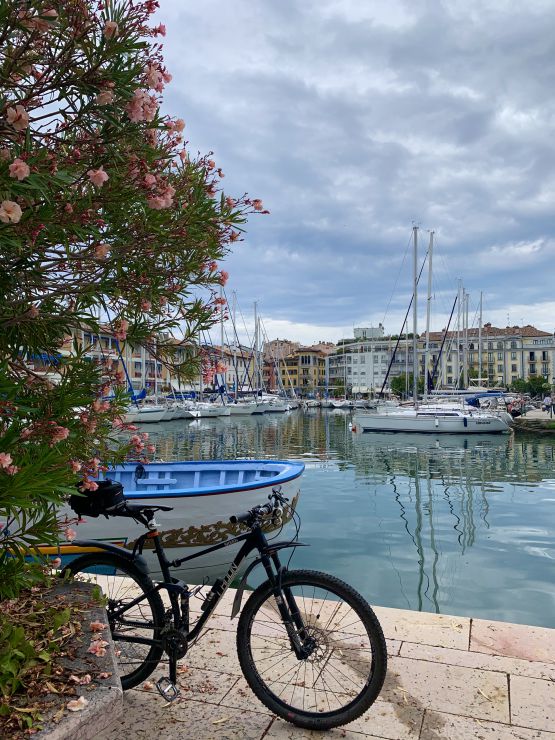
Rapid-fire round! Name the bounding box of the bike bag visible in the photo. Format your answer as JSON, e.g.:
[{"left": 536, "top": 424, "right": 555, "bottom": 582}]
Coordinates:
[{"left": 70, "top": 479, "right": 125, "bottom": 518}]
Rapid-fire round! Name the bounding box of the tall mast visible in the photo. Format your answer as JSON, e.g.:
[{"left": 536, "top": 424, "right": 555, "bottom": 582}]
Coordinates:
[
  {"left": 232, "top": 291, "right": 238, "bottom": 399},
  {"left": 463, "top": 291, "right": 469, "bottom": 389},
  {"left": 423, "top": 230, "right": 434, "bottom": 400},
  {"left": 412, "top": 225, "right": 418, "bottom": 405},
  {"left": 478, "top": 291, "right": 483, "bottom": 387},
  {"left": 220, "top": 284, "right": 225, "bottom": 398},
  {"left": 456, "top": 279, "right": 462, "bottom": 388},
  {"left": 253, "top": 301, "right": 258, "bottom": 392}
]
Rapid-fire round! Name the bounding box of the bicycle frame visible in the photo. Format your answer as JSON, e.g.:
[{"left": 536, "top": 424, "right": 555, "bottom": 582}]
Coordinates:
[{"left": 141, "top": 522, "right": 305, "bottom": 643}]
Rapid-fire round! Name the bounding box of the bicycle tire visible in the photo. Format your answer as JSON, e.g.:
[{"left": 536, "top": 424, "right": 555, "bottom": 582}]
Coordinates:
[
  {"left": 237, "top": 569, "right": 387, "bottom": 730},
  {"left": 62, "top": 552, "right": 165, "bottom": 689}
]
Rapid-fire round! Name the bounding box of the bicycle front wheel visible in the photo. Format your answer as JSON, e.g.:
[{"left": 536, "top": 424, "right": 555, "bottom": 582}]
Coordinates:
[
  {"left": 62, "top": 552, "right": 165, "bottom": 689},
  {"left": 237, "top": 569, "right": 387, "bottom": 731}
]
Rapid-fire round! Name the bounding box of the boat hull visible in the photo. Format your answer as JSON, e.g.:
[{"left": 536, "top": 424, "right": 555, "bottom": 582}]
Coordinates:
[
  {"left": 353, "top": 411, "right": 510, "bottom": 433},
  {"left": 55, "top": 460, "right": 304, "bottom": 583}
]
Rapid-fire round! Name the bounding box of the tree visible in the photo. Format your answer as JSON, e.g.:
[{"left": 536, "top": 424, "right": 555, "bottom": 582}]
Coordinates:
[
  {"left": 390, "top": 373, "right": 424, "bottom": 397},
  {"left": 0, "top": 0, "right": 261, "bottom": 598}
]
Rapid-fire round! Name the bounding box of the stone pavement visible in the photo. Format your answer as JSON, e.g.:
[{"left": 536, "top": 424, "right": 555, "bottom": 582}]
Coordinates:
[{"left": 98, "top": 587, "right": 555, "bottom": 740}]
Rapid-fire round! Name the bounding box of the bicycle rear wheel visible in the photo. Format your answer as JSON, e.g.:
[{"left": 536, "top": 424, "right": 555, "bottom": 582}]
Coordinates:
[
  {"left": 62, "top": 552, "right": 165, "bottom": 689},
  {"left": 237, "top": 569, "right": 387, "bottom": 730}
]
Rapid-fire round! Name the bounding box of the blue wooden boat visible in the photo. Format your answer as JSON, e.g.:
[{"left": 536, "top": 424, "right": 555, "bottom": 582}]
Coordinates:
[{"left": 55, "top": 460, "right": 305, "bottom": 583}]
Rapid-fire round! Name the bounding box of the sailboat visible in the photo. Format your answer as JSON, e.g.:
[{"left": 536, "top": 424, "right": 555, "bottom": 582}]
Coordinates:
[{"left": 353, "top": 228, "right": 512, "bottom": 434}]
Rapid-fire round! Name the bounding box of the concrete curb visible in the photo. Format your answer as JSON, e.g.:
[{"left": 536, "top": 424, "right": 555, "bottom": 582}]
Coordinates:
[{"left": 35, "top": 582, "right": 123, "bottom": 740}]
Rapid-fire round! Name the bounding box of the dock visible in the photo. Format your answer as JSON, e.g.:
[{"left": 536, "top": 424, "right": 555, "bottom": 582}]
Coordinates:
[
  {"left": 513, "top": 408, "right": 555, "bottom": 434},
  {"left": 98, "top": 586, "right": 555, "bottom": 740}
]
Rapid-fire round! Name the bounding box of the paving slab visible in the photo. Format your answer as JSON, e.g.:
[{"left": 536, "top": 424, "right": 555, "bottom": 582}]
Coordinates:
[
  {"left": 382, "top": 656, "right": 510, "bottom": 723},
  {"left": 374, "top": 606, "right": 470, "bottom": 650},
  {"left": 96, "top": 689, "right": 272, "bottom": 740},
  {"left": 400, "top": 642, "right": 555, "bottom": 681},
  {"left": 471, "top": 619, "right": 555, "bottom": 663},
  {"left": 420, "top": 710, "right": 555, "bottom": 740},
  {"left": 510, "top": 675, "right": 555, "bottom": 733}
]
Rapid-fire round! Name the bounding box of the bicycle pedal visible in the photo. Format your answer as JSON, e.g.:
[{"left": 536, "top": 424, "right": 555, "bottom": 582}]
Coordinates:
[{"left": 155, "top": 676, "right": 180, "bottom": 702}]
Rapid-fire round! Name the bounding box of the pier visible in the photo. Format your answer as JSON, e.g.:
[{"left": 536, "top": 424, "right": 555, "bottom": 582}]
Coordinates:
[
  {"left": 97, "top": 585, "right": 555, "bottom": 740},
  {"left": 513, "top": 409, "right": 555, "bottom": 434}
]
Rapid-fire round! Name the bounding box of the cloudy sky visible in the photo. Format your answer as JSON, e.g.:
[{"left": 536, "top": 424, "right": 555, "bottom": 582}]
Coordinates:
[{"left": 156, "top": 0, "right": 555, "bottom": 344}]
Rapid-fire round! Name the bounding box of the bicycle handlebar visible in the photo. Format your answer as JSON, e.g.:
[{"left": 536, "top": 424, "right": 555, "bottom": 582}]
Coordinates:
[
  {"left": 230, "top": 501, "right": 274, "bottom": 525},
  {"left": 229, "top": 490, "right": 287, "bottom": 526}
]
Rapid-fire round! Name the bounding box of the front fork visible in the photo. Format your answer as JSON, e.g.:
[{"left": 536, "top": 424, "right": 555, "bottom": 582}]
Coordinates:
[{"left": 264, "top": 553, "right": 313, "bottom": 659}]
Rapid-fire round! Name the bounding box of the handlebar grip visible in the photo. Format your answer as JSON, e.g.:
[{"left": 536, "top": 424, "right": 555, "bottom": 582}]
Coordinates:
[
  {"left": 229, "top": 511, "right": 251, "bottom": 524},
  {"left": 230, "top": 502, "right": 274, "bottom": 525}
]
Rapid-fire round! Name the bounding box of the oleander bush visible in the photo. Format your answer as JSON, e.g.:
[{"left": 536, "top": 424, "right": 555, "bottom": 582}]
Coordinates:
[{"left": 0, "top": 0, "right": 261, "bottom": 600}]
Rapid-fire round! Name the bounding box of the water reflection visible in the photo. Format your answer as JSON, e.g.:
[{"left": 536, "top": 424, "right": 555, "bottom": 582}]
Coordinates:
[{"left": 140, "top": 410, "right": 555, "bottom": 627}]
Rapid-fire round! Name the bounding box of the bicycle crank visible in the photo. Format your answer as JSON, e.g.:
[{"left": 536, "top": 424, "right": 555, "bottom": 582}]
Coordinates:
[{"left": 162, "top": 627, "right": 188, "bottom": 659}]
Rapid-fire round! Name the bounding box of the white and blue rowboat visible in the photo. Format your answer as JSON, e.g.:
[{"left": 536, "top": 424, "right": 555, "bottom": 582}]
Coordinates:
[{"left": 55, "top": 460, "right": 304, "bottom": 583}]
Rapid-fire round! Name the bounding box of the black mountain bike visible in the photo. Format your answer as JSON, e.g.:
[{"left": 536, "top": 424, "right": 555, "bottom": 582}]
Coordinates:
[{"left": 62, "top": 488, "right": 387, "bottom": 731}]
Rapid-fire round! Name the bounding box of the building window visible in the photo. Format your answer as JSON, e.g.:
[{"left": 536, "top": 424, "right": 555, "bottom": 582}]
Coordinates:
[
  {"left": 447, "top": 376, "right": 453, "bottom": 384},
  {"left": 469, "top": 343, "right": 474, "bottom": 350},
  {"left": 447, "top": 365, "right": 452, "bottom": 373},
  {"left": 529, "top": 351, "right": 535, "bottom": 361},
  {"left": 542, "top": 351, "right": 548, "bottom": 362},
  {"left": 487, "top": 352, "right": 493, "bottom": 362},
  {"left": 497, "top": 364, "right": 503, "bottom": 372},
  {"left": 488, "top": 342, "right": 493, "bottom": 350},
  {"left": 511, "top": 364, "right": 517, "bottom": 372},
  {"left": 497, "top": 342, "right": 503, "bottom": 349},
  {"left": 497, "top": 352, "right": 503, "bottom": 360},
  {"left": 542, "top": 364, "right": 549, "bottom": 376},
  {"left": 511, "top": 352, "right": 517, "bottom": 360},
  {"left": 530, "top": 364, "right": 536, "bottom": 375},
  {"left": 511, "top": 341, "right": 517, "bottom": 348},
  {"left": 468, "top": 353, "right": 474, "bottom": 363}
]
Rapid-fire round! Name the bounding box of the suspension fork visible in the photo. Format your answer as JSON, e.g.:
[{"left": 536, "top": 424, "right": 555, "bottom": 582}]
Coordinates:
[
  {"left": 259, "top": 552, "right": 310, "bottom": 657},
  {"left": 271, "top": 553, "right": 310, "bottom": 640}
]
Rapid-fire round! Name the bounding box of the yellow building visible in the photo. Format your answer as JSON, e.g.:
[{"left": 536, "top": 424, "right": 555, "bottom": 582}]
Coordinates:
[{"left": 279, "top": 346, "right": 328, "bottom": 396}]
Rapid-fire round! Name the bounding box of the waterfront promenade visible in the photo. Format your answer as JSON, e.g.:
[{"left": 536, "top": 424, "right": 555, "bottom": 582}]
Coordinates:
[{"left": 98, "top": 586, "right": 555, "bottom": 740}]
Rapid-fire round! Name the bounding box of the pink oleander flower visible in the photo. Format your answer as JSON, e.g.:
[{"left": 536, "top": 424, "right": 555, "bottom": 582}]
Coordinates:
[
  {"left": 87, "top": 167, "right": 109, "bottom": 187},
  {"left": 178, "top": 149, "right": 187, "bottom": 162},
  {"left": 5, "top": 465, "right": 19, "bottom": 476},
  {"left": 51, "top": 557, "right": 62, "bottom": 568},
  {"left": 145, "top": 63, "right": 170, "bottom": 92},
  {"left": 64, "top": 203, "right": 73, "bottom": 214},
  {"left": 87, "top": 639, "right": 108, "bottom": 657},
  {"left": 69, "top": 674, "right": 92, "bottom": 685},
  {"left": 70, "top": 460, "right": 82, "bottom": 473},
  {"left": 0, "top": 200, "right": 23, "bottom": 224},
  {"left": 144, "top": 173, "right": 157, "bottom": 187},
  {"left": 167, "top": 118, "right": 185, "bottom": 133},
  {"left": 80, "top": 478, "right": 98, "bottom": 492},
  {"left": 95, "top": 89, "right": 114, "bottom": 105},
  {"left": 90, "top": 621, "right": 108, "bottom": 632},
  {"left": 147, "top": 184, "right": 175, "bottom": 210},
  {"left": 0, "top": 452, "right": 13, "bottom": 469},
  {"left": 6, "top": 105, "right": 29, "bottom": 132},
  {"left": 140, "top": 299, "right": 151, "bottom": 311},
  {"left": 126, "top": 89, "right": 158, "bottom": 123},
  {"left": 219, "top": 270, "right": 229, "bottom": 286},
  {"left": 153, "top": 23, "right": 166, "bottom": 36},
  {"left": 252, "top": 199, "right": 264, "bottom": 211},
  {"left": 64, "top": 527, "right": 77, "bottom": 542},
  {"left": 146, "top": 444, "right": 156, "bottom": 454},
  {"left": 67, "top": 696, "right": 89, "bottom": 712},
  {"left": 49, "top": 424, "right": 70, "bottom": 446},
  {"left": 103, "top": 20, "right": 119, "bottom": 39},
  {"left": 95, "top": 242, "right": 110, "bottom": 259},
  {"left": 9, "top": 158, "right": 30, "bottom": 180},
  {"left": 113, "top": 318, "right": 129, "bottom": 341}
]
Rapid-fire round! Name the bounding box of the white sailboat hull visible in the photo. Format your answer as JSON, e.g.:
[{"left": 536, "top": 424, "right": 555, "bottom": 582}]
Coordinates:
[{"left": 353, "top": 409, "right": 511, "bottom": 434}]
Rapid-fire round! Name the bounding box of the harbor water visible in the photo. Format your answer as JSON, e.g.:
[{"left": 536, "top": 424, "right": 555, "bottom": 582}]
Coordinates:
[{"left": 140, "top": 409, "right": 555, "bottom": 628}]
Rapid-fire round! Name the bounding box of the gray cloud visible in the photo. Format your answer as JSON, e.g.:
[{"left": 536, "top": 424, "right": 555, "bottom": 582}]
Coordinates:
[{"left": 158, "top": 0, "right": 555, "bottom": 339}]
